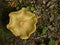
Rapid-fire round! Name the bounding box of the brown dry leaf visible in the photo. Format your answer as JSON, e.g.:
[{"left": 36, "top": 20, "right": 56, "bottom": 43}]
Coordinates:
[{"left": 7, "top": 0, "right": 19, "bottom": 7}]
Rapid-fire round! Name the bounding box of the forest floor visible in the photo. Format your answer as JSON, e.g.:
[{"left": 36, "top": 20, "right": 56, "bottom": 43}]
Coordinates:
[{"left": 0, "top": 0, "right": 60, "bottom": 45}]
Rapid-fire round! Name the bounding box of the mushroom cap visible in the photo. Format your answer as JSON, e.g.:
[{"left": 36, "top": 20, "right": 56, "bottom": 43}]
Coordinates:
[{"left": 7, "top": 8, "right": 37, "bottom": 39}]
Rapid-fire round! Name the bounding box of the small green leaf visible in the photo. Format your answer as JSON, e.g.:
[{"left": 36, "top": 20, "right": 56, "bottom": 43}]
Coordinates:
[
  {"left": 40, "top": 43, "right": 45, "bottom": 45},
  {"left": 26, "top": 6, "right": 35, "bottom": 11},
  {"left": 48, "top": 38, "right": 55, "bottom": 45},
  {"left": 16, "top": 6, "right": 20, "bottom": 10},
  {"left": 31, "top": 6, "right": 35, "bottom": 11},
  {"left": 18, "top": 0, "right": 23, "bottom": 3},
  {"left": 26, "top": 6, "right": 31, "bottom": 11},
  {"left": 42, "top": 27, "right": 48, "bottom": 34}
]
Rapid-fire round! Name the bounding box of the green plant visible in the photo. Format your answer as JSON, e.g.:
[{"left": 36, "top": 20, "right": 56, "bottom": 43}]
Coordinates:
[
  {"left": 40, "top": 43, "right": 45, "bottom": 45},
  {"left": 18, "top": 0, "right": 23, "bottom": 3},
  {"left": 16, "top": 6, "right": 20, "bottom": 10},
  {"left": 42, "top": 27, "right": 48, "bottom": 35},
  {"left": 26, "top": 6, "right": 35, "bottom": 11},
  {"left": 48, "top": 38, "right": 55, "bottom": 45},
  {"left": 26, "top": 6, "right": 31, "bottom": 11},
  {"left": 31, "top": 6, "right": 35, "bottom": 11}
]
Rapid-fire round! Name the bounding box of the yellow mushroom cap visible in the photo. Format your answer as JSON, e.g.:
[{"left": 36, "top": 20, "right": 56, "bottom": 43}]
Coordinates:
[{"left": 7, "top": 8, "right": 37, "bottom": 39}]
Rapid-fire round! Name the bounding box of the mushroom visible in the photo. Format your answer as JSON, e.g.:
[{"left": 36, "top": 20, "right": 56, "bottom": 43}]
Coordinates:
[{"left": 7, "top": 8, "right": 38, "bottom": 39}]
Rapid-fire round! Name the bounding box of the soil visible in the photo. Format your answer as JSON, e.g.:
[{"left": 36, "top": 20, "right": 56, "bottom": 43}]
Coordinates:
[{"left": 0, "top": 0, "right": 60, "bottom": 45}]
